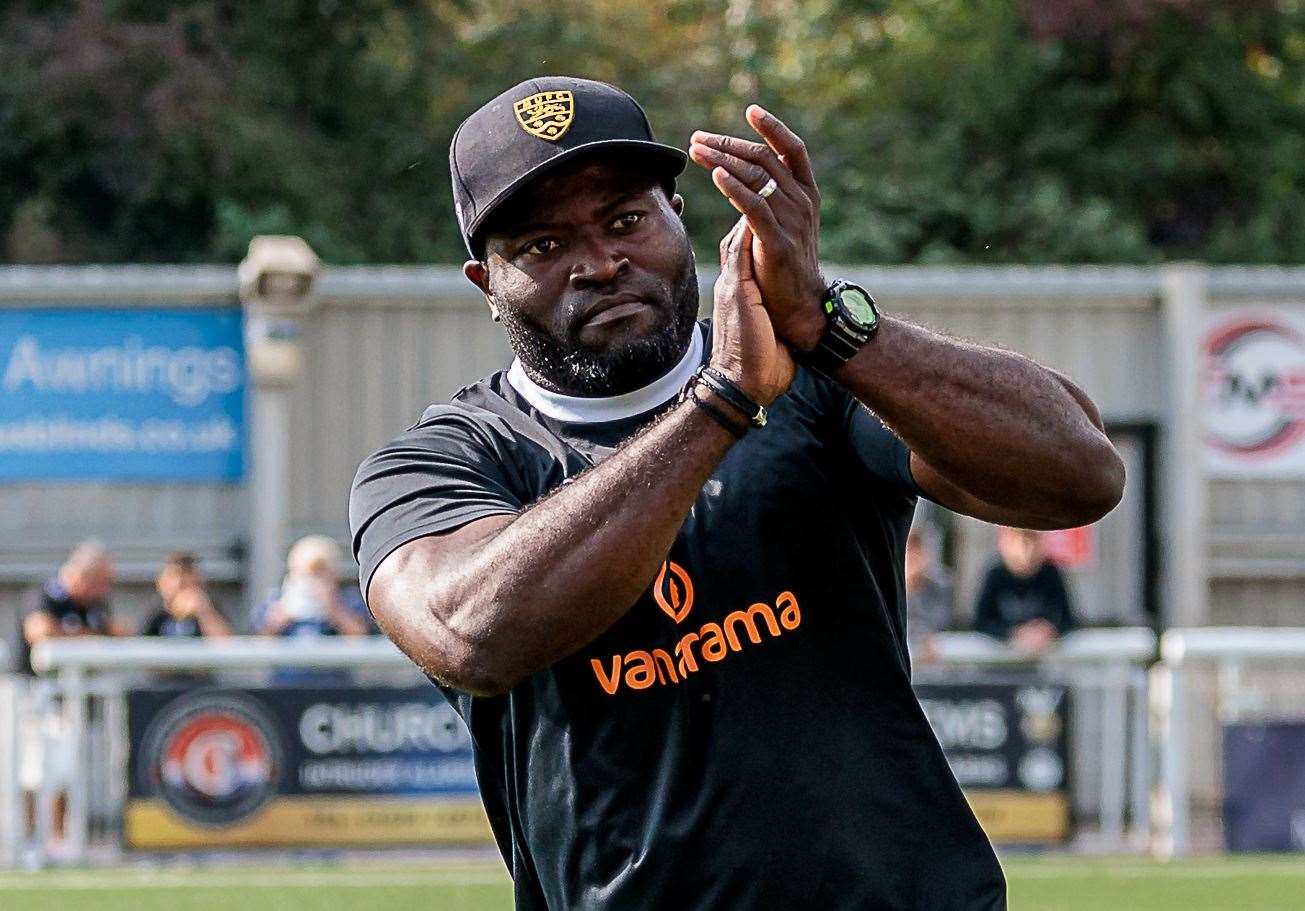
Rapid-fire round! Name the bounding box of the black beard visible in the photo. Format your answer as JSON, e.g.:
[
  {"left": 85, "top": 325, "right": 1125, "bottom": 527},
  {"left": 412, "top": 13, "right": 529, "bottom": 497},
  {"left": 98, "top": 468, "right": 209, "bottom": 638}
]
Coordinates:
[{"left": 500, "top": 253, "right": 700, "bottom": 397}]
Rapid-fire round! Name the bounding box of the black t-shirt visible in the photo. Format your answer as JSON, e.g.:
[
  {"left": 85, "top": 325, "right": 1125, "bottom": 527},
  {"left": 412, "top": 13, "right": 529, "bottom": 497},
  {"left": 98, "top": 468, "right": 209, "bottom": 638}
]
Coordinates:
[
  {"left": 350, "top": 323, "right": 1005, "bottom": 910},
  {"left": 142, "top": 601, "right": 208, "bottom": 638},
  {"left": 974, "top": 561, "right": 1076, "bottom": 640},
  {"left": 20, "top": 578, "right": 113, "bottom": 674}
]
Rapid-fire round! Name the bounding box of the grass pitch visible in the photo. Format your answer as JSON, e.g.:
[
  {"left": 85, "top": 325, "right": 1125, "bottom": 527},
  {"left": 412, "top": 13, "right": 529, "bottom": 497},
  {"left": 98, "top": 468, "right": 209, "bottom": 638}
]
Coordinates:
[{"left": 1, "top": 855, "right": 1303, "bottom": 909}]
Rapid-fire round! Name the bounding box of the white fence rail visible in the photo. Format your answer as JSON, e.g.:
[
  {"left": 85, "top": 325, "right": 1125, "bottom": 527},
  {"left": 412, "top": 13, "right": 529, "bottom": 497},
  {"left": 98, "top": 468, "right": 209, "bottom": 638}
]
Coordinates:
[
  {"left": 925, "top": 629, "right": 1157, "bottom": 852},
  {"left": 29, "top": 636, "right": 411, "bottom": 675},
  {"left": 0, "top": 627, "right": 1198, "bottom": 867},
  {"left": 18, "top": 637, "right": 423, "bottom": 867},
  {"left": 1152, "top": 627, "right": 1305, "bottom": 859},
  {"left": 929, "top": 628, "right": 1156, "bottom": 666}
]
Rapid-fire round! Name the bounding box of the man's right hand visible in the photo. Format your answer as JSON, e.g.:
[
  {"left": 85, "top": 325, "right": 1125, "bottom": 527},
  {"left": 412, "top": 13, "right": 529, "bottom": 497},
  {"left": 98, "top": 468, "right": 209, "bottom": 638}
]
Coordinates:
[
  {"left": 367, "top": 224, "right": 794, "bottom": 696},
  {"left": 708, "top": 218, "right": 795, "bottom": 406},
  {"left": 368, "top": 227, "right": 784, "bottom": 693}
]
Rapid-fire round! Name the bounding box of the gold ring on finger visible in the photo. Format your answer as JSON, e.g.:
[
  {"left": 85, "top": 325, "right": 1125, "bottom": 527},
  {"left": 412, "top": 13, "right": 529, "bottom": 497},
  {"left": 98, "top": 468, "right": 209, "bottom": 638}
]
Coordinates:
[{"left": 757, "top": 177, "right": 778, "bottom": 199}]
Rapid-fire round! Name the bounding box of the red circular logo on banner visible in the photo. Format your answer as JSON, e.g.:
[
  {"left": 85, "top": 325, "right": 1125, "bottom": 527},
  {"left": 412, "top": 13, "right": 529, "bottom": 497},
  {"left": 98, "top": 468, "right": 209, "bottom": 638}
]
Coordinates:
[
  {"left": 1204, "top": 315, "right": 1305, "bottom": 459},
  {"left": 139, "top": 692, "right": 282, "bottom": 826}
]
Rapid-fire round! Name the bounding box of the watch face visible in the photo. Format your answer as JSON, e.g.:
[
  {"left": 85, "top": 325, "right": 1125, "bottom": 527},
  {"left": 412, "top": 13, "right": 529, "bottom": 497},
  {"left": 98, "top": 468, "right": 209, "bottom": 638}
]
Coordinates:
[{"left": 839, "top": 287, "right": 877, "bottom": 328}]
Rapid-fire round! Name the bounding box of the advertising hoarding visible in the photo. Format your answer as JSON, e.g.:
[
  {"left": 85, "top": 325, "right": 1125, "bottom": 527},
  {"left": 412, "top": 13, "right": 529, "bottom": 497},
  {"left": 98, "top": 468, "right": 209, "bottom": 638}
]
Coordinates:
[
  {"left": 1224, "top": 720, "right": 1305, "bottom": 852},
  {"left": 1203, "top": 308, "right": 1305, "bottom": 477},
  {"left": 916, "top": 679, "right": 1072, "bottom": 843},
  {"left": 0, "top": 308, "right": 245, "bottom": 481},
  {"left": 126, "top": 686, "right": 490, "bottom": 849}
]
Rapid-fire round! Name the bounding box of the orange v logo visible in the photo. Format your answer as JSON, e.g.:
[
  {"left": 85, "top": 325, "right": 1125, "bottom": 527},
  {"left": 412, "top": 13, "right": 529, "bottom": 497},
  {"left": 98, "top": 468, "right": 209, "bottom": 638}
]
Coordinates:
[{"left": 653, "top": 561, "right": 694, "bottom": 624}]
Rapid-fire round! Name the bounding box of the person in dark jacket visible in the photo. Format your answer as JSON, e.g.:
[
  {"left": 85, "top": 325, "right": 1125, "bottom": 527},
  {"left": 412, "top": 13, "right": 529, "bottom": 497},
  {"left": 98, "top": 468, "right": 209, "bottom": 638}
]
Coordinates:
[
  {"left": 905, "top": 525, "right": 954, "bottom": 664},
  {"left": 140, "top": 551, "right": 231, "bottom": 639},
  {"left": 21, "top": 539, "right": 127, "bottom": 673},
  {"left": 974, "top": 526, "right": 1075, "bottom": 652}
]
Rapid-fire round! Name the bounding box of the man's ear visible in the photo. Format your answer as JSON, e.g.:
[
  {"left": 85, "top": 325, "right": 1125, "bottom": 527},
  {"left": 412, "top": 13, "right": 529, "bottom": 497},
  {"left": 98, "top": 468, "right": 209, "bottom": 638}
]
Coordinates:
[
  {"left": 463, "top": 260, "right": 489, "bottom": 293},
  {"left": 671, "top": 193, "right": 685, "bottom": 217},
  {"left": 463, "top": 260, "right": 500, "bottom": 322}
]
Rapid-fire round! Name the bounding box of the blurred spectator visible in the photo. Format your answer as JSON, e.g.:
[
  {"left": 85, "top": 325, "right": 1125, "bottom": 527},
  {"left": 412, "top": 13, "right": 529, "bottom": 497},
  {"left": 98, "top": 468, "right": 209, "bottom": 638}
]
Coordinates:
[
  {"left": 141, "top": 551, "right": 231, "bottom": 639},
  {"left": 18, "top": 539, "right": 125, "bottom": 846},
  {"left": 21, "top": 539, "right": 127, "bottom": 672},
  {"left": 254, "top": 535, "right": 371, "bottom": 639},
  {"left": 974, "top": 527, "right": 1075, "bottom": 653},
  {"left": 905, "top": 525, "right": 953, "bottom": 665}
]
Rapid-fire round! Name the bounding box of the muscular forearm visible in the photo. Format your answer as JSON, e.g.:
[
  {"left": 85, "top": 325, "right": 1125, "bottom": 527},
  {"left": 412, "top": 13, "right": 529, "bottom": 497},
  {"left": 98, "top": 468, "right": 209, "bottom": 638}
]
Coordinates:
[
  {"left": 409, "top": 395, "right": 737, "bottom": 694},
  {"left": 834, "top": 317, "right": 1124, "bottom": 525},
  {"left": 685, "top": 106, "right": 1122, "bottom": 526}
]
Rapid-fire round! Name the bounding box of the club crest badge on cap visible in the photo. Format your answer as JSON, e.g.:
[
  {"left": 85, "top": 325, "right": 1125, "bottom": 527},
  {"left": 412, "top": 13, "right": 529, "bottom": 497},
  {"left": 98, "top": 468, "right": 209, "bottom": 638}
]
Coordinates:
[
  {"left": 514, "top": 90, "right": 574, "bottom": 141},
  {"left": 451, "top": 77, "right": 686, "bottom": 255}
]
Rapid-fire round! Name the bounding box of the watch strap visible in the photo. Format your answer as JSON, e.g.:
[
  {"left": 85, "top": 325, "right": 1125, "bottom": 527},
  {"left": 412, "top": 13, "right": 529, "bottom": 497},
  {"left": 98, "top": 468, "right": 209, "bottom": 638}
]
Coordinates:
[
  {"left": 803, "top": 281, "right": 878, "bottom": 378},
  {"left": 804, "top": 325, "right": 863, "bottom": 378}
]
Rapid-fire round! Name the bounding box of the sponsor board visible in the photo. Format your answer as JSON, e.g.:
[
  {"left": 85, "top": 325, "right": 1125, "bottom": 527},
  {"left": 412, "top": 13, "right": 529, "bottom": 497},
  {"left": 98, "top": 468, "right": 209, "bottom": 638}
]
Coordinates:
[
  {"left": 126, "top": 686, "right": 490, "bottom": 849},
  {"left": 916, "top": 679, "right": 1072, "bottom": 843},
  {"left": 0, "top": 307, "right": 245, "bottom": 481},
  {"left": 1203, "top": 308, "right": 1305, "bottom": 477},
  {"left": 1224, "top": 720, "right": 1305, "bottom": 852}
]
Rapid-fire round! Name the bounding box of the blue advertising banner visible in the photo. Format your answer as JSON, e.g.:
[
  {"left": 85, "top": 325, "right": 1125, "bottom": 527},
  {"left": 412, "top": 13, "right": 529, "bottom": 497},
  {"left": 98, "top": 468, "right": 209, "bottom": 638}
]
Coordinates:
[{"left": 0, "top": 308, "right": 244, "bottom": 481}]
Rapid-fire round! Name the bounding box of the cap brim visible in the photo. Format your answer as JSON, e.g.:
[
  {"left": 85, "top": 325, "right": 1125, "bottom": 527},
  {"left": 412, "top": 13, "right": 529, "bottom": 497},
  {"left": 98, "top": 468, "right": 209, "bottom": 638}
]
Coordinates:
[{"left": 465, "top": 139, "right": 689, "bottom": 251}]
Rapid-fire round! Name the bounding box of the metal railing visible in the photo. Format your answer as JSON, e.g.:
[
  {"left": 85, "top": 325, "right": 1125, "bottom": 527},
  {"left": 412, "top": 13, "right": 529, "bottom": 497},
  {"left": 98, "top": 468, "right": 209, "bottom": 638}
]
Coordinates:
[
  {"left": 1152, "top": 627, "right": 1305, "bottom": 859},
  {"left": 18, "top": 637, "right": 421, "bottom": 867},
  {"left": 4, "top": 628, "right": 1159, "bottom": 866}
]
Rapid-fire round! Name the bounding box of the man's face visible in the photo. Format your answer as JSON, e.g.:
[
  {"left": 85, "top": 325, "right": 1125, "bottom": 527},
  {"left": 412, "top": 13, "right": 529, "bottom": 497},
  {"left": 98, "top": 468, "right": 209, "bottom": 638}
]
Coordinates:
[
  {"left": 157, "top": 565, "right": 199, "bottom": 607},
  {"left": 998, "top": 528, "right": 1044, "bottom": 577},
  {"left": 468, "top": 157, "right": 699, "bottom": 396},
  {"left": 69, "top": 560, "right": 115, "bottom": 605}
]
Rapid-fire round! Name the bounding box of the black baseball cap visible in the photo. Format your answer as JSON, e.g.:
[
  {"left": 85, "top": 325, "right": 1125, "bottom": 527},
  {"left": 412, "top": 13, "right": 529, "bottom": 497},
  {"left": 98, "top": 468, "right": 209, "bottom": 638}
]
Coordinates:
[{"left": 450, "top": 76, "right": 688, "bottom": 258}]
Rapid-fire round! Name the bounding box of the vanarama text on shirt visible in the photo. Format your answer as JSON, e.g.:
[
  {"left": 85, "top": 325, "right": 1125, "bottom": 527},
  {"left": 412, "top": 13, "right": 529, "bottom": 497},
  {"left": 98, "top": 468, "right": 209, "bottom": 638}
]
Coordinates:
[{"left": 589, "top": 561, "right": 802, "bottom": 695}]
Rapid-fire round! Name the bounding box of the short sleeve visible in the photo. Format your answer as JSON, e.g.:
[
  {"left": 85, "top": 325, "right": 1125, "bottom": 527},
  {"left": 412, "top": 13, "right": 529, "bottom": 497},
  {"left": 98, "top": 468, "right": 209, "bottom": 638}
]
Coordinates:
[
  {"left": 349, "top": 407, "right": 525, "bottom": 599},
  {"left": 812, "top": 371, "right": 919, "bottom": 497}
]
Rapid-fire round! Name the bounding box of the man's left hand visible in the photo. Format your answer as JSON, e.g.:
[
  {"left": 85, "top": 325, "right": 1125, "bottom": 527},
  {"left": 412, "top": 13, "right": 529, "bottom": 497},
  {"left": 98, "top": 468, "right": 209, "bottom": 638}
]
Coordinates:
[{"left": 690, "top": 106, "right": 826, "bottom": 353}]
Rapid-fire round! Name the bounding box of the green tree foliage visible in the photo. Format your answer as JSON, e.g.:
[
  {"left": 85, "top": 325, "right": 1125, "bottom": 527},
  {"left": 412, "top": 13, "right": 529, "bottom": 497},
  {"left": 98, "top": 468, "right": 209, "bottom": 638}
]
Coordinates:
[{"left": 1, "top": 0, "right": 1303, "bottom": 264}]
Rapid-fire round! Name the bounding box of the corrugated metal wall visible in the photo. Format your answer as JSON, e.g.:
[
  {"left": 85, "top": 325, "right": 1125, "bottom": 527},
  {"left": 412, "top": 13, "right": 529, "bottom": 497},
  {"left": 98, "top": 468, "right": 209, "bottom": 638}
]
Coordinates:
[
  {"left": 4, "top": 264, "right": 1305, "bottom": 641},
  {"left": 279, "top": 267, "right": 1170, "bottom": 636},
  {"left": 284, "top": 271, "right": 513, "bottom": 545}
]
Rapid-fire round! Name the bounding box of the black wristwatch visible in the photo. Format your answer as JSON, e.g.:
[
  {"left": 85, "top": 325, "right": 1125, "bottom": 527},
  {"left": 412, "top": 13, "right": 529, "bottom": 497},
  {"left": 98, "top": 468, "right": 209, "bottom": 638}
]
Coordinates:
[{"left": 803, "top": 280, "right": 880, "bottom": 378}]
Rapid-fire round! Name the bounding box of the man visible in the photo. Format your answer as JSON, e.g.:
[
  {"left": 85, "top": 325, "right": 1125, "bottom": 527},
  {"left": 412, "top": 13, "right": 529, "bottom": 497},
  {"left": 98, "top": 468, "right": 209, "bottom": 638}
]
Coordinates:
[
  {"left": 19, "top": 539, "right": 125, "bottom": 842},
  {"left": 254, "top": 535, "right": 370, "bottom": 639},
  {"left": 350, "top": 77, "right": 1124, "bottom": 909},
  {"left": 255, "top": 535, "right": 369, "bottom": 685},
  {"left": 974, "top": 526, "right": 1076, "bottom": 653},
  {"left": 140, "top": 552, "right": 231, "bottom": 639},
  {"left": 905, "top": 524, "right": 953, "bottom": 664},
  {"left": 22, "top": 539, "right": 126, "bottom": 672}
]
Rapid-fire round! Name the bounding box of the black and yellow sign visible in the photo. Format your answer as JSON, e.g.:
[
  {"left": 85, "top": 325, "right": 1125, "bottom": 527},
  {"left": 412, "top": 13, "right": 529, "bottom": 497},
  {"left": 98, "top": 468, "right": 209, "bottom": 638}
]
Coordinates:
[
  {"left": 126, "top": 686, "right": 492, "bottom": 849},
  {"left": 126, "top": 795, "right": 491, "bottom": 848},
  {"left": 915, "top": 679, "right": 1072, "bottom": 843}
]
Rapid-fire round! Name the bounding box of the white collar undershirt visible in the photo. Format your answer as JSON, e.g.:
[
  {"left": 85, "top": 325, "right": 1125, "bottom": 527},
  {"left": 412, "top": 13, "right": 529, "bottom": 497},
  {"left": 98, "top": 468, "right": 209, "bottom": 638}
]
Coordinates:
[{"left": 506, "top": 325, "right": 704, "bottom": 424}]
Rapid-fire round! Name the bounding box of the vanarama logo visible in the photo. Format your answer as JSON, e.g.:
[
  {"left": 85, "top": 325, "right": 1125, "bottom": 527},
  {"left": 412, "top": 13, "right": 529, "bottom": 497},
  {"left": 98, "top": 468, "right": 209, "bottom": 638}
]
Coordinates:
[
  {"left": 590, "top": 561, "right": 801, "bottom": 695},
  {"left": 653, "top": 560, "right": 694, "bottom": 623}
]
